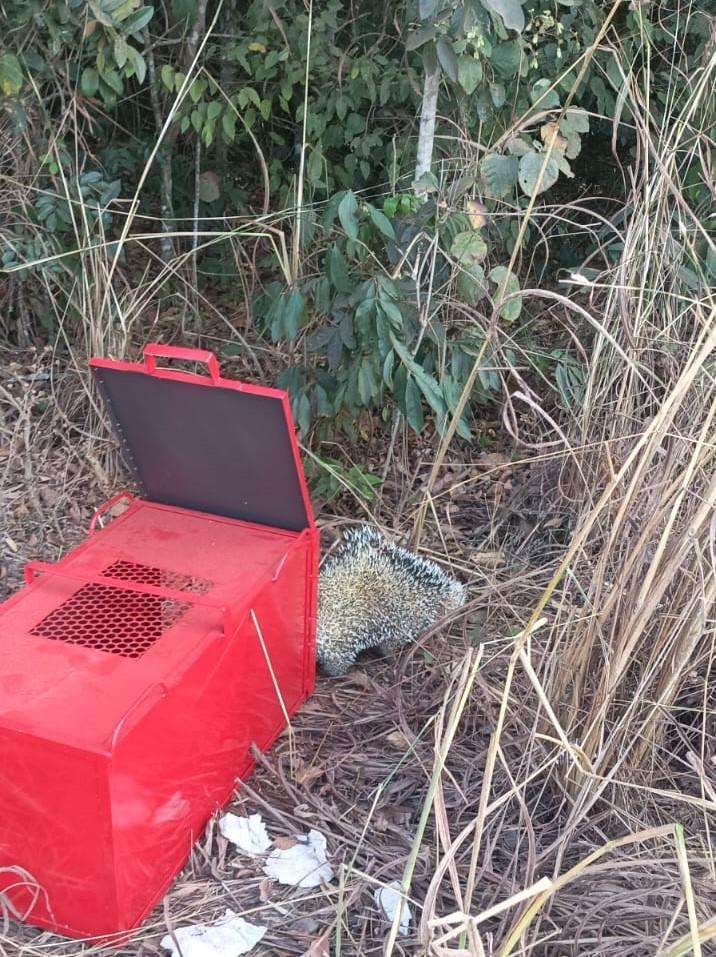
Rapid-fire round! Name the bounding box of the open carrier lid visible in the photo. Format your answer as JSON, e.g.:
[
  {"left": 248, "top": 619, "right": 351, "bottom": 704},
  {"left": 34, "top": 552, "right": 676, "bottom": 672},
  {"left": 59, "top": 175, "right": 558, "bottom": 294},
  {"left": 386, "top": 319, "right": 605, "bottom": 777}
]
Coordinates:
[{"left": 90, "top": 344, "right": 313, "bottom": 532}]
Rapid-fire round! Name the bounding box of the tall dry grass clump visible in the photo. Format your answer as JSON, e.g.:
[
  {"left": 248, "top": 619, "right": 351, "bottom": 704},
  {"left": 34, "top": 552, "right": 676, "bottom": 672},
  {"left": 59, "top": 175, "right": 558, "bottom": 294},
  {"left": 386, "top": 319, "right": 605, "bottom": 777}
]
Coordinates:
[
  {"left": 410, "top": 23, "right": 716, "bottom": 957},
  {"left": 540, "top": 35, "right": 716, "bottom": 800}
]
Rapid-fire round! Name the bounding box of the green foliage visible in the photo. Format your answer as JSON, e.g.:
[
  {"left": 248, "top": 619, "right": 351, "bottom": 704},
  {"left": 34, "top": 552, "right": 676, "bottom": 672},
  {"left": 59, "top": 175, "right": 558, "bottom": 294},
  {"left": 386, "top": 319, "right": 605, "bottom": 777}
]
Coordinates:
[
  {"left": 5, "top": 0, "right": 153, "bottom": 108},
  {"left": 3, "top": 0, "right": 713, "bottom": 449},
  {"left": 255, "top": 192, "right": 504, "bottom": 440},
  {"left": 0, "top": 53, "right": 23, "bottom": 95},
  {"left": 203, "top": 0, "right": 413, "bottom": 197},
  {"left": 2, "top": 147, "right": 121, "bottom": 278},
  {"left": 304, "top": 455, "right": 382, "bottom": 504},
  {"left": 552, "top": 349, "right": 586, "bottom": 410}
]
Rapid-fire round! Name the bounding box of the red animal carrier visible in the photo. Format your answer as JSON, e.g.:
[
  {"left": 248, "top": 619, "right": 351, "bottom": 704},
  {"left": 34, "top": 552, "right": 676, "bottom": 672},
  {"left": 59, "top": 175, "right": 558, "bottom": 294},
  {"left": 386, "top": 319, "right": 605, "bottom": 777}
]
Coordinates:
[{"left": 0, "top": 344, "right": 318, "bottom": 940}]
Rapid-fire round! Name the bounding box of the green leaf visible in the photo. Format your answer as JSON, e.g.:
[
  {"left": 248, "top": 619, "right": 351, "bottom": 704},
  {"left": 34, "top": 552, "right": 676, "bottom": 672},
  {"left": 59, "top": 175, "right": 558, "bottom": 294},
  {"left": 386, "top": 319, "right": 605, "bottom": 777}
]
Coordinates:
[
  {"left": 202, "top": 121, "right": 215, "bottom": 147},
  {"left": 284, "top": 290, "right": 306, "bottom": 340},
  {"left": 406, "top": 23, "right": 436, "bottom": 50},
  {"left": 335, "top": 94, "right": 349, "bottom": 120},
  {"left": 367, "top": 204, "right": 395, "bottom": 241},
  {"left": 436, "top": 38, "right": 458, "bottom": 82},
  {"left": 491, "top": 40, "right": 522, "bottom": 77},
  {"left": 378, "top": 299, "right": 403, "bottom": 328},
  {"left": 404, "top": 376, "right": 424, "bottom": 432},
  {"left": 207, "top": 100, "right": 221, "bottom": 120},
  {"left": 506, "top": 137, "right": 531, "bottom": 160},
  {"left": 481, "top": 153, "right": 519, "bottom": 198},
  {"left": 160, "top": 64, "right": 174, "bottom": 90},
  {"left": 457, "top": 56, "right": 482, "bottom": 95},
  {"left": 382, "top": 350, "right": 395, "bottom": 388},
  {"left": 530, "top": 78, "right": 560, "bottom": 108},
  {"left": 239, "top": 86, "right": 260, "bottom": 109},
  {"left": 518, "top": 149, "right": 559, "bottom": 196},
  {"left": 307, "top": 145, "right": 323, "bottom": 185},
  {"left": 456, "top": 264, "right": 487, "bottom": 305},
  {"left": 358, "top": 357, "right": 376, "bottom": 405},
  {"left": 122, "top": 5, "right": 154, "bottom": 33},
  {"left": 80, "top": 67, "right": 100, "bottom": 97},
  {"left": 338, "top": 191, "right": 360, "bottom": 240},
  {"left": 391, "top": 336, "right": 446, "bottom": 417},
  {"left": 379, "top": 74, "right": 392, "bottom": 106},
  {"left": 442, "top": 375, "right": 472, "bottom": 439},
  {"left": 480, "top": 0, "right": 525, "bottom": 33},
  {"left": 489, "top": 265, "right": 521, "bottom": 321},
  {"left": 418, "top": 0, "right": 437, "bottom": 18},
  {"left": 102, "top": 69, "right": 124, "bottom": 94},
  {"left": 198, "top": 170, "right": 220, "bottom": 203},
  {"left": 0, "top": 53, "right": 23, "bottom": 96},
  {"left": 563, "top": 108, "right": 589, "bottom": 133},
  {"left": 327, "top": 244, "right": 351, "bottom": 294},
  {"left": 422, "top": 41, "right": 438, "bottom": 76},
  {"left": 450, "top": 231, "right": 488, "bottom": 265},
  {"left": 490, "top": 82, "right": 506, "bottom": 108},
  {"left": 113, "top": 35, "right": 128, "bottom": 69},
  {"left": 413, "top": 170, "right": 439, "bottom": 193},
  {"left": 126, "top": 46, "right": 146, "bottom": 83},
  {"left": 222, "top": 110, "right": 236, "bottom": 141}
]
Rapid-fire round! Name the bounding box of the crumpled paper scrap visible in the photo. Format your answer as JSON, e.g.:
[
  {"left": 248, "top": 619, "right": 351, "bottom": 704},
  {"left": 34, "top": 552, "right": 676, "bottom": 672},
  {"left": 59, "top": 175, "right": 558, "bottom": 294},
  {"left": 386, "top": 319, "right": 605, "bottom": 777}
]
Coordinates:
[
  {"left": 160, "top": 909, "right": 266, "bottom": 957},
  {"left": 219, "top": 812, "right": 271, "bottom": 856},
  {"left": 374, "top": 880, "right": 411, "bottom": 936},
  {"left": 263, "top": 829, "right": 334, "bottom": 888}
]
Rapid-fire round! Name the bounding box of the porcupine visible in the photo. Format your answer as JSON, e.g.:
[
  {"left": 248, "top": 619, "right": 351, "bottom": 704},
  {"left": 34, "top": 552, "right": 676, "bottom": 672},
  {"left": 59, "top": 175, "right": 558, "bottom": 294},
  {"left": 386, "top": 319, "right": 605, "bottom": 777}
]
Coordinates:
[{"left": 316, "top": 525, "right": 466, "bottom": 676}]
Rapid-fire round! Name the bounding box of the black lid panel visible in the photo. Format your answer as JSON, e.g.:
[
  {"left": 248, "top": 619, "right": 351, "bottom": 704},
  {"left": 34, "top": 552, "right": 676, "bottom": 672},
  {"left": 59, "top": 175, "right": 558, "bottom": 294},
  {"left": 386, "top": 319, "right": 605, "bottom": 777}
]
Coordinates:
[{"left": 92, "top": 366, "right": 310, "bottom": 532}]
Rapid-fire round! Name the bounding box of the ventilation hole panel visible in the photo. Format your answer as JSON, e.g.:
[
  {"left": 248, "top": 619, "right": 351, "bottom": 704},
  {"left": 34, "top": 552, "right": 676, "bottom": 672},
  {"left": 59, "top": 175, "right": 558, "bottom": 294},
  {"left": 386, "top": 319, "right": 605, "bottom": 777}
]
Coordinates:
[
  {"left": 30, "top": 583, "right": 191, "bottom": 659},
  {"left": 102, "top": 560, "right": 212, "bottom": 596}
]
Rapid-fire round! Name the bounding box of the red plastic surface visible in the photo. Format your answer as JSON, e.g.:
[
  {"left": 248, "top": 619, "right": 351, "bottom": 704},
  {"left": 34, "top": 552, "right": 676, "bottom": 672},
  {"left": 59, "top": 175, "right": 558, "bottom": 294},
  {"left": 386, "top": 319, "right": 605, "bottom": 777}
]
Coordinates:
[{"left": 0, "top": 346, "right": 318, "bottom": 941}]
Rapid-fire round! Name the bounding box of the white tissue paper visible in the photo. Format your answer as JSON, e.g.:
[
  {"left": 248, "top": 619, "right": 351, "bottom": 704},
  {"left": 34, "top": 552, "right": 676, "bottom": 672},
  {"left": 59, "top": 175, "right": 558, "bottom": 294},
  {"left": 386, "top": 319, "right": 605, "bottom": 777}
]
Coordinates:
[
  {"left": 263, "top": 829, "right": 334, "bottom": 888},
  {"left": 374, "top": 880, "right": 411, "bottom": 936},
  {"left": 219, "top": 812, "right": 272, "bottom": 856},
  {"left": 160, "top": 909, "right": 267, "bottom": 957}
]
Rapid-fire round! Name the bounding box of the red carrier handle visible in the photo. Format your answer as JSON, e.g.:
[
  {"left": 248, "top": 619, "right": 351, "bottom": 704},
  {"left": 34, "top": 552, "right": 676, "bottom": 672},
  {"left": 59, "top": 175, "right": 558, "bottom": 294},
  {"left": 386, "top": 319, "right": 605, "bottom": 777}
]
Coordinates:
[{"left": 143, "top": 343, "right": 221, "bottom": 384}]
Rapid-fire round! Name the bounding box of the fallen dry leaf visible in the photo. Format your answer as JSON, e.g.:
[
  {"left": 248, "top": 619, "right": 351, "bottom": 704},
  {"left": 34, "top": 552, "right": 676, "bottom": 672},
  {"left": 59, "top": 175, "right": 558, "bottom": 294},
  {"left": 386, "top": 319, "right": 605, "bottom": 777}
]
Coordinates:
[
  {"left": 386, "top": 729, "right": 411, "bottom": 749},
  {"left": 432, "top": 468, "right": 467, "bottom": 496},
  {"left": 540, "top": 121, "right": 568, "bottom": 152},
  {"left": 273, "top": 835, "right": 299, "bottom": 850},
  {"left": 476, "top": 452, "right": 511, "bottom": 474},
  {"left": 40, "top": 486, "right": 59, "bottom": 507},
  {"left": 345, "top": 670, "right": 372, "bottom": 691},
  {"left": 466, "top": 198, "right": 488, "bottom": 229}
]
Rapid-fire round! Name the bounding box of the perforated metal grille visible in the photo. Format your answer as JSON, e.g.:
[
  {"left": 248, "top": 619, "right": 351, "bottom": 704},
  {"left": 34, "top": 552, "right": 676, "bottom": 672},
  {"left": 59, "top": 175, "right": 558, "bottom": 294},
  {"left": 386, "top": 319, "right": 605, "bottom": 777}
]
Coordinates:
[
  {"left": 103, "top": 560, "right": 212, "bottom": 596},
  {"left": 29, "top": 560, "right": 213, "bottom": 658}
]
